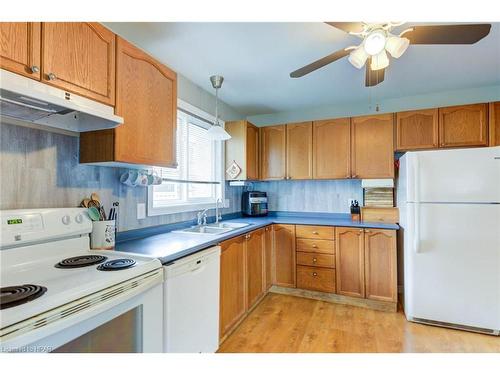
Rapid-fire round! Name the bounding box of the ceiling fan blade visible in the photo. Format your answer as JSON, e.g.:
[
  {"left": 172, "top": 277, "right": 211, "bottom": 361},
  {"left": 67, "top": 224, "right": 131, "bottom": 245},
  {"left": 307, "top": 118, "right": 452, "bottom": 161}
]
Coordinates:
[
  {"left": 365, "top": 60, "right": 385, "bottom": 87},
  {"left": 325, "top": 22, "right": 365, "bottom": 34},
  {"left": 290, "top": 49, "right": 350, "bottom": 78},
  {"left": 404, "top": 24, "right": 491, "bottom": 44}
]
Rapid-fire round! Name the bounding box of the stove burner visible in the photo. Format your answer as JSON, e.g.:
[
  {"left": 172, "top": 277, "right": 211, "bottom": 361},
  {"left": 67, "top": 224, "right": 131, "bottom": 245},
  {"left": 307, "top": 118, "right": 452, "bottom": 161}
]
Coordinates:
[
  {"left": 55, "top": 255, "right": 108, "bottom": 269},
  {"left": 97, "top": 258, "right": 136, "bottom": 271},
  {"left": 0, "top": 284, "right": 47, "bottom": 310}
]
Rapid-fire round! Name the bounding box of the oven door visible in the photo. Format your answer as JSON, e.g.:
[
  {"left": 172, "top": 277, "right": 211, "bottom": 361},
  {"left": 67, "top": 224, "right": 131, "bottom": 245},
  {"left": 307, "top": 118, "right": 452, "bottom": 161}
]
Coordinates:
[{"left": 1, "top": 269, "right": 163, "bottom": 353}]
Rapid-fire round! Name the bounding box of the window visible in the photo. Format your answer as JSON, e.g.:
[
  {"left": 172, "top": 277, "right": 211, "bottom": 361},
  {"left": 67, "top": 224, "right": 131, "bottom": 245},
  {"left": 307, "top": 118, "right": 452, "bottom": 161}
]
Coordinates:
[{"left": 148, "top": 101, "right": 224, "bottom": 216}]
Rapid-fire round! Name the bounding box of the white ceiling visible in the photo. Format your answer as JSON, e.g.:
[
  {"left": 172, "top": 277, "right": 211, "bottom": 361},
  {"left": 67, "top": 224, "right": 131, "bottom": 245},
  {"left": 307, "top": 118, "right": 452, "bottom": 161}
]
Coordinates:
[{"left": 105, "top": 22, "right": 500, "bottom": 116}]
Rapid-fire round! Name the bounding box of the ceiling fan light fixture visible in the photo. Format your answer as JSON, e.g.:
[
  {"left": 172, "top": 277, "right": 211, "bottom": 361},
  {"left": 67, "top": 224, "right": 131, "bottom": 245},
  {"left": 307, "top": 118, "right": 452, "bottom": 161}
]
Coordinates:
[
  {"left": 370, "top": 50, "right": 389, "bottom": 71},
  {"left": 348, "top": 46, "right": 369, "bottom": 69},
  {"left": 385, "top": 36, "right": 409, "bottom": 58},
  {"left": 363, "top": 30, "right": 387, "bottom": 56}
]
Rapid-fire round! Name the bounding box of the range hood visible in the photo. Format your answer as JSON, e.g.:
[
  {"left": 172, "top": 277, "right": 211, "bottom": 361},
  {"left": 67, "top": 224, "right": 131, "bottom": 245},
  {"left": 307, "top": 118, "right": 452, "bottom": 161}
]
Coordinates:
[{"left": 0, "top": 69, "right": 123, "bottom": 132}]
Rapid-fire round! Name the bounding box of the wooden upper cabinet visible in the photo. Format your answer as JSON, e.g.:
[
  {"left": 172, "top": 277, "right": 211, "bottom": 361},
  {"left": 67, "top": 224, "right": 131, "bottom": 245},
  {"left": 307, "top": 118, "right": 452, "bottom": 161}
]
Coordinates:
[
  {"left": 364, "top": 229, "right": 397, "bottom": 303},
  {"left": 80, "top": 37, "right": 177, "bottom": 167},
  {"left": 273, "top": 224, "right": 296, "bottom": 288},
  {"left": 0, "top": 22, "right": 41, "bottom": 80},
  {"left": 286, "top": 122, "right": 313, "bottom": 179},
  {"left": 489, "top": 102, "right": 500, "bottom": 147},
  {"left": 219, "top": 236, "right": 247, "bottom": 339},
  {"left": 395, "top": 109, "right": 439, "bottom": 151},
  {"left": 246, "top": 229, "right": 265, "bottom": 308},
  {"left": 335, "top": 227, "right": 365, "bottom": 298},
  {"left": 225, "top": 121, "right": 259, "bottom": 180},
  {"left": 313, "top": 118, "right": 351, "bottom": 179},
  {"left": 438, "top": 104, "right": 488, "bottom": 148},
  {"left": 41, "top": 23, "right": 115, "bottom": 105},
  {"left": 351, "top": 114, "right": 394, "bottom": 179},
  {"left": 260, "top": 125, "right": 286, "bottom": 180},
  {"left": 246, "top": 124, "right": 260, "bottom": 180}
]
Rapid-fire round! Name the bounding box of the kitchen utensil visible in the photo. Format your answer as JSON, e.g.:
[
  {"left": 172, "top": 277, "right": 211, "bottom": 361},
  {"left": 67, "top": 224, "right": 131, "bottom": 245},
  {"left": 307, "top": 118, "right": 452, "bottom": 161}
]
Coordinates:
[
  {"left": 87, "top": 207, "right": 101, "bottom": 221},
  {"left": 80, "top": 198, "right": 90, "bottom": 208},
  {"left": 90, "top": 192, "right": 101, "bottom": 204}
]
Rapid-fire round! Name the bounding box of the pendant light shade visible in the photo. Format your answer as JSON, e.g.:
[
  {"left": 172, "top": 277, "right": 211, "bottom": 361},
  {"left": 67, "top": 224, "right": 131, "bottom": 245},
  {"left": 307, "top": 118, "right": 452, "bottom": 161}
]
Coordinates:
[
  {"left": 385, "top": 36, "right": 410, "bottom": 58},
  {"left": 348, "top": 45, "right": 369, "bottom": 69},
  {"left": 370, "top": 50, "right": 389, "bottom": 71},
  {"left": 208, "top": 75, "right": 231, "bottom": 141}
]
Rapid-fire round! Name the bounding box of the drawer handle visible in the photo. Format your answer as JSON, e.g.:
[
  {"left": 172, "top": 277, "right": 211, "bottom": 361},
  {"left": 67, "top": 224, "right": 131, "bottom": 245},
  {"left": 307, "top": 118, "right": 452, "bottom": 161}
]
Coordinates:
[
  {"left": 312, "top": 272, "right": 318, "bottom": 277},
  {"left": 312, "top": 258, "right": 317, "bottom": 263},
  {"left": 312, "top": 231, "right": 319, "bottom": 235}
]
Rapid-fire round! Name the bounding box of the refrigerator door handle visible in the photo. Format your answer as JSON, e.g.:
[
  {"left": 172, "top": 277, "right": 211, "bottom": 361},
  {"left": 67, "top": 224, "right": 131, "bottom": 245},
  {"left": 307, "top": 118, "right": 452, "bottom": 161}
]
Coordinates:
[{"left": 413, "top": 154, "right": 420, "bottom": 253}]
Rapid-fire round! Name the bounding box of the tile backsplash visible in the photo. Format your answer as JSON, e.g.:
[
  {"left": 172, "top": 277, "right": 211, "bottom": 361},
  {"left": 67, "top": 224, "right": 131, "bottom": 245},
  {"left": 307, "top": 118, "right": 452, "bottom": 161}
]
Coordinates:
[
  {"left": 0, "top": 122, "right": 242, "bottom": 232},
  {"left": 250, "top": 179, "right": 363, "bottom": 213}
]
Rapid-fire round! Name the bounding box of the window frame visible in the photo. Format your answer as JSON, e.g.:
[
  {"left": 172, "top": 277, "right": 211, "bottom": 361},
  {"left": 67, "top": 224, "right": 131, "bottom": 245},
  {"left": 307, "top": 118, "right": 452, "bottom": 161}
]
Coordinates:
[{"left": 147, "top": 99, "right": 225, "bottom": 217}]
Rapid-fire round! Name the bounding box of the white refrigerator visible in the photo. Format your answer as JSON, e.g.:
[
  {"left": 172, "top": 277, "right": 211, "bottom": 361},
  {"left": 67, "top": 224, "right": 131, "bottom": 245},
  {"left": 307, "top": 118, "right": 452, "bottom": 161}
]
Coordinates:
[{"left": 397, "top": 146, "right": 500, "bottom": 334}]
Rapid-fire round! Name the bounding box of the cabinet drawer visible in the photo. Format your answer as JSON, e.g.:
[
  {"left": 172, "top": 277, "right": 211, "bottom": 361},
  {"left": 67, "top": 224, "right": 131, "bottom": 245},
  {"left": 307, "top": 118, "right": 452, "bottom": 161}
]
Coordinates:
[
  {"left": 296, "top": 265, "right": 336, "bottom": 293},
  {"left": 296, "top": 252, "right": 335, "bottom": 268},
  {"left": 296, "top": 239, "right": 334, "bottom": 254},
  {"left": 296, "top": 225, "right": 334, "bottom": 240}
]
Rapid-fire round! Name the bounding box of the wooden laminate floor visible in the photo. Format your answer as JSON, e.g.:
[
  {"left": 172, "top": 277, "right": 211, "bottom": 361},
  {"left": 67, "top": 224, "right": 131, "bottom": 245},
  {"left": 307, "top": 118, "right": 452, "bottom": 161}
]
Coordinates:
[{"left": 218, "top": 293, "right": 500, "bottom": 353}]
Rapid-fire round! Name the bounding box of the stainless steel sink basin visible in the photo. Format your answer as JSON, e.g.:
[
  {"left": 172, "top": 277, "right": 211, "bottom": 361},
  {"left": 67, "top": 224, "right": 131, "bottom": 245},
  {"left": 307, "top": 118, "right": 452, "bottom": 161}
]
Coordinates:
[{"left": 173, "top": 222, "right": 250, "bottom": 235}]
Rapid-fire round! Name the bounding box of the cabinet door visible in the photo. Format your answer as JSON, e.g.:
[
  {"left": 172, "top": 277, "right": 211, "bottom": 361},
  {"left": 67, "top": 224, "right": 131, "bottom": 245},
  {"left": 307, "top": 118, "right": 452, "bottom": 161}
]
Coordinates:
[
  {"left": 313, "top": 118, "right": 351, "bottom": 179},
  {"left": 246, "top": 229, "right": 265, "bottom": 308},
  {"left": 264, "top": 226, "right": 274, "bottom": 290},
  {"left": 335, "top": 227, "right": 365, "bottom": 298},
  {"left": 41, "top": 23, "right": 115, "bottom": 105},
  {"left": 351, "top": 114, "right": 394, "bottom": 179},
  {"left": 489, "top": 102, "right": 500, "bottom": 147},
  {"left": 260, "top": 125, "right": 286, "bottom": 180},
  {"left": 114, "top": 37, "right": 177, "bottom": 167},
  {"left": 220, "top": 236, "right": 246, "bottom": 339},
  {"left": 395, "top": 109, "right": 439, "bottom": 151},
  {"left": 273, "top": 224, "right": 296, "bottom": 287},
  {"left": 364, "top": 229, "right": 397, "bottom": 302},
  {"left": 0, "top": 22, "right": 41, "bottom": 79},
  {"left": 246, "top": 123, "right": 259, "bottom": 180},
  {"left": 286, "top": 122, "right": 313, "bottom": 179},
  {"left": 439, "top": 104, "right": 488, "bottom": 148}
]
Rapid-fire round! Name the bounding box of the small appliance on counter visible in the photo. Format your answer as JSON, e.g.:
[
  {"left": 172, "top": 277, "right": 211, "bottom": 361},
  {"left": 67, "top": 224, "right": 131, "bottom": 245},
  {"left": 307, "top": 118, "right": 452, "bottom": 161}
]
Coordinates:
[{"left": 241, "top": 191, "right": 268, "bottom": 217}]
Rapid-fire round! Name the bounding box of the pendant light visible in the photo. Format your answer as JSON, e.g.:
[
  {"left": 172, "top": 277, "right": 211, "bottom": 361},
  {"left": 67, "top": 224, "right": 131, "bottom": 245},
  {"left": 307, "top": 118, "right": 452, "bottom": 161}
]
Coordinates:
[{"left": 207, "top": 75, "right": 231, "bottom": 141}]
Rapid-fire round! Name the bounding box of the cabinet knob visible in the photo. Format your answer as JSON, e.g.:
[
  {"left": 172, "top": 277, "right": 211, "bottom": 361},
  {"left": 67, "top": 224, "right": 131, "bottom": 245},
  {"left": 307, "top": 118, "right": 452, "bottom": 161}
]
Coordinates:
[
  {"left": 312, "top": 244, "right": 318, "bottom": 248},
  {"left": 365, "top": 229, "right": 371, "bottom": 233},
  {"left": 312, "top": 272, "right": 318, "bottom": 277},
  {"left": 352, "top": 174, "right": 358, "bottom": 179},
  {"left": 47, "top": 72, "right": 57, "bottom": 81},
  {"left": 312, "top": 231, "right": 319, "bottom": 235},
  {"left": 30, "top": 65, "right": 39, "bottom": 73},
  {"left": 312, "top": 258, "right": 317, "bottom": 263}
]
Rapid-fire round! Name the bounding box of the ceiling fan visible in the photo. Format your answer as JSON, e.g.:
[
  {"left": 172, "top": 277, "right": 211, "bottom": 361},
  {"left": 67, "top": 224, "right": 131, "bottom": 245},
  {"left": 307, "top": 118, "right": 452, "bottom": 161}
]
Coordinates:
[{"left": 290, "top": 22, "right": 492, "bottom": 87}]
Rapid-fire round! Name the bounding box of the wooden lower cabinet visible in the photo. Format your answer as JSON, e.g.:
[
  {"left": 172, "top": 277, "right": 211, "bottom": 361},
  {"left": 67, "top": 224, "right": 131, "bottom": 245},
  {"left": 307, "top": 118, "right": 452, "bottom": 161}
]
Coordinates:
[
  {"left": 273, "top": 224, "right": 296, "bottom": 287},
  {"left": 296, "top": 265, "right": 335, "bottom": 293},
  {"left": 335, "top": 227, "right": 365, "bottom": 298},
  {"left": 219, "top": 236, "right": 246, "bottom": 339},
  {"left": 264, "top": 225, "right": 273, "bottom": 290},
  {"left": 364, "top": 229, "right": 397, "bottom": 302},
  {"left": 246, "top": 229, "right": 265, "bottom": 307}
]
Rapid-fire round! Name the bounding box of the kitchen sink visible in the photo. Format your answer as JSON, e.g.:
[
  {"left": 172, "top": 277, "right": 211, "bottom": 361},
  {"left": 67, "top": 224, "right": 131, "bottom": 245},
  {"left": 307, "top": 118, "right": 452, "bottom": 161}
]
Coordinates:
[{"left": 173, "top": 222, "right": 250, "bottom": 235}]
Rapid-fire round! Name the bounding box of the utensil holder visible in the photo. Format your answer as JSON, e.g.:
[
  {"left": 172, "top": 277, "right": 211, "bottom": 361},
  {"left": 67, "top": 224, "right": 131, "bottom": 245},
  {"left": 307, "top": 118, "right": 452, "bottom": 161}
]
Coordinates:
[{"left": 91, "top": 220, "right": 116, "bottom": 250}]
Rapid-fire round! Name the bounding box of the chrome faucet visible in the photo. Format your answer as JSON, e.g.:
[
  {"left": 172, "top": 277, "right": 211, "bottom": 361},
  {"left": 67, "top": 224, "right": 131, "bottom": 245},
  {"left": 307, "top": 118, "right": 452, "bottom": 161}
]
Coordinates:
[
  {"left": 215, "top": 198, "right": 223, "bottom": 223},
  {"left": 197, "top": 209, "right": 209, "bottom": 226}
]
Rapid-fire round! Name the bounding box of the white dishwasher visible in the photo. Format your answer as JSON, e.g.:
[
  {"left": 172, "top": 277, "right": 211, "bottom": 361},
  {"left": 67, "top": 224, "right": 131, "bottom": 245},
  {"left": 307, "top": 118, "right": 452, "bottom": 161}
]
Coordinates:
[{"left": 164, "top": 246, "right": 220, "bottom": 353}]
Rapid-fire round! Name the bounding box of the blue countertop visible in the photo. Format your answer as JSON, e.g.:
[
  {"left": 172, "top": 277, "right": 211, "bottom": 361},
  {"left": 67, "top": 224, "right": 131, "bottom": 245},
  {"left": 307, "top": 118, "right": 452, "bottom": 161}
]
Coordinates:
[{"left": 115, "top": 211, "right": 399, "bottom": 264}]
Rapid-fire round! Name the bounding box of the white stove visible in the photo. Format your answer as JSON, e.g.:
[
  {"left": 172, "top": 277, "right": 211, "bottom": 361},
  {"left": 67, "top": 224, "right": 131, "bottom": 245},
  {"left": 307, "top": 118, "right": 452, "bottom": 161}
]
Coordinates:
[{"left": 0, "top": 208, "right": 164, "bottom": 353}]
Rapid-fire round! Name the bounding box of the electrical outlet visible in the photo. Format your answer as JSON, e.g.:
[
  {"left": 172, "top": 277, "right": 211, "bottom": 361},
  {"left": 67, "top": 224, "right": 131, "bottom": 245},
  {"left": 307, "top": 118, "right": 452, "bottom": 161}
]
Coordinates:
[{"left": 137, "top": 203, "right": 146, "bottom": 220}]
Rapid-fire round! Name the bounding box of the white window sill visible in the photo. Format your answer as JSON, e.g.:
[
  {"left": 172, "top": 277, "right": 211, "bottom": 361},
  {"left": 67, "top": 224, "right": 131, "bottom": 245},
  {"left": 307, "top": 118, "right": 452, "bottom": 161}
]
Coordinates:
[{"left": 147, "top": 200, "right": 229, "bottom": 217}]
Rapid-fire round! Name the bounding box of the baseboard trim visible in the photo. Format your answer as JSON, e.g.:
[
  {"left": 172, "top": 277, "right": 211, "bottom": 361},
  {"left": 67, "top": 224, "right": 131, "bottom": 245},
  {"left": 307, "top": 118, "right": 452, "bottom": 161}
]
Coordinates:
[{"left": 269, "top": 286, "right": 398, "bottom": 313}]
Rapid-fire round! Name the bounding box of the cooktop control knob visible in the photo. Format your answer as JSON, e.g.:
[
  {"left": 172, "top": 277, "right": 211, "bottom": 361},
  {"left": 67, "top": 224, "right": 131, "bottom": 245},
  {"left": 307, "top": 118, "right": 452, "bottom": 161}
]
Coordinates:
[
  {"left": 62, "top": 215, "right": 71, "bottom": 225},
  {"left": 75, "top": 213, "right": 83, "bottom": 224}
]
